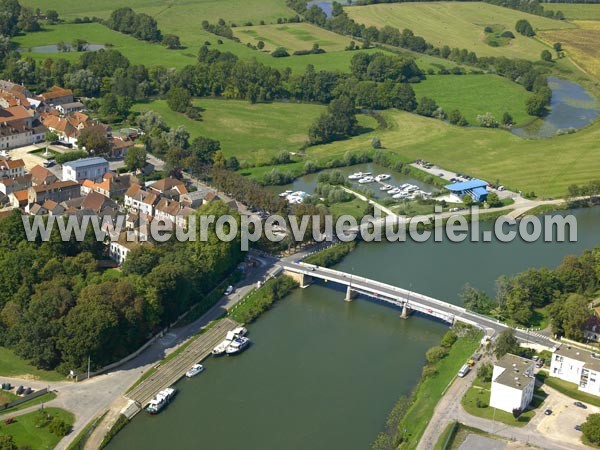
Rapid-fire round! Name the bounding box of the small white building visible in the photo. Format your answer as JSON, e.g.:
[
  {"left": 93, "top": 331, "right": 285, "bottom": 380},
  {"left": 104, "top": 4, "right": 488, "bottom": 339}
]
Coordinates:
[
  {"left": 108, "top": 231, "right": 152, "bottom": 265},
  {"left": 489, "top": 354, "right": 536, "bottom": 413},
  {"left": 62, "top": 157, "right": 108, "bottom": 182},
  {"left": 550, "top": 344, "right": 600, "bottom": 396}
]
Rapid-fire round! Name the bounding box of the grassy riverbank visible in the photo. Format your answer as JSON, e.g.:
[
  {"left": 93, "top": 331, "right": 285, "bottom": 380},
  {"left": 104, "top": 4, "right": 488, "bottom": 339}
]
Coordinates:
[
  {"left": 229, "top": 276, "right": 297, "bottom": 324},
  {"left": 304, "top": 242, "right": 357, "bottom": 267},
  {"left": 371, "top": 325, "right": 481, "bottom": 449}
]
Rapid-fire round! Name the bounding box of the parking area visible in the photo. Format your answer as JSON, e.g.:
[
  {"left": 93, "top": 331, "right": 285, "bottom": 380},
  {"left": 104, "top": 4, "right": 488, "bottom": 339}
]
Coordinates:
[
  {"left": 533, "top": 386, "right": 598, "bottom": 448},
  {"left": 410, "top": 161, "right": 518, "bottom": 201}
]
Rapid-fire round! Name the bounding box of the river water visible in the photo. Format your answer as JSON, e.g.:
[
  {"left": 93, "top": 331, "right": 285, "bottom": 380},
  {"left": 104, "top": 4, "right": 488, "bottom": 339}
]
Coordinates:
[
  {"left": 512, "top": 77, "right": 600, "bottom": 138},
  {"left": 107, "top": 207, "right": 600, "bottom": 450}
]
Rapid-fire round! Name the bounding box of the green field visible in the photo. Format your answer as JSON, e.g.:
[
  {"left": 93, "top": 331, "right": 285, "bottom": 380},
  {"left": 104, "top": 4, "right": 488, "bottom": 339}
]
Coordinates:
[
  {"left": 297, "top": 109, "right": 600, "bottom": 198},
  {"left": 13, "top": 22, "right": 394, "bottom": 72},
  {"left": 133, "top": 99, "right": 378, "bottom": 164},
  {"left": 345, "top": 2, "right": 573, "bottom": 59},
  {"left": 544, "top": 3, "right": 600, "bottom": 20},
  {"left": 0, "top": 407, "right": 74, "bottom": 450},
  {"left": 0, "top": 347, "right": 64, "bottom": 381},
  {"left": 20, "top": 0, "right": 294, "bottom": 26},
  {"left": 413, "top": 74, "right": 533, "bottom": 125},
  {"left": 235, "top": 22, "right": 352, "bottom": 52}
]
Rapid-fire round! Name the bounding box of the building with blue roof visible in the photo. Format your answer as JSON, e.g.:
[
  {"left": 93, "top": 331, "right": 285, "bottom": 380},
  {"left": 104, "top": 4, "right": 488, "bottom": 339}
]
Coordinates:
[
  {"left": 445, "top": 179, "right": 489, "bottom": 202},
  {"left": 62, "top": 157, "right": 108, "bottom": 182}
]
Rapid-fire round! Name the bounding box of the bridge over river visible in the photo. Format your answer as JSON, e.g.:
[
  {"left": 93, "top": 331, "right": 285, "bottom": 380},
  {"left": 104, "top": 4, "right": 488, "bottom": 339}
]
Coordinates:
[{"left": 280, "top": 261, "right": 555, "bottom": 349}]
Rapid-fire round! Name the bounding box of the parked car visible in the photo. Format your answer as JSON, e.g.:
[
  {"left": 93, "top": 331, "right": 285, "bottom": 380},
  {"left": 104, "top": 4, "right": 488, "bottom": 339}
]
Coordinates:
[
  {"left": 497, "top": 185, "right": 505, "bottom": 191},
  {"left": 574, "top": 401, "right": 587, "bottom": 409},
  {"left": 575, "top": 425, "right": 582, "bottom": 431},
  {"left": 544, "top": 408, "right": 552, "bottom": 415},
  {"left": 224, "top": 285, "right": 234, "bottom": 295},
  {"left": 536, "top": 358, "right": 545, "bottom": 368},
  {"left": 43, "top": 159, "right": 56, "bottom": 168}
]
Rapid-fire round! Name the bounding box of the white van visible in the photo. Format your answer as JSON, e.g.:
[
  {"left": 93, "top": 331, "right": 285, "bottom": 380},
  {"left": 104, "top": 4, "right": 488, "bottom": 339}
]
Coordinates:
[{"left": 457, "top": 364, "right": 471, "bottom": 378}]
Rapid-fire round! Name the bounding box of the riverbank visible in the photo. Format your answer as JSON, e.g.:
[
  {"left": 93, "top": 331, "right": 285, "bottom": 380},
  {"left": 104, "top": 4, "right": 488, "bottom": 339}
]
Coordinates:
[{"left": 370, "top": 325, "right": 482, "bottom": 449}]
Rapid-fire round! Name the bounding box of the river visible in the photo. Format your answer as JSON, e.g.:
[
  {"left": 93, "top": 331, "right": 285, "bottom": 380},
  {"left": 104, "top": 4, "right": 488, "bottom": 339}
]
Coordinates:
[
  {"left": 107, "top": 207, "right": 600, "bottom": 450},
  {"left": 512, "top": 77, "right": 600, "bottom": 138}
]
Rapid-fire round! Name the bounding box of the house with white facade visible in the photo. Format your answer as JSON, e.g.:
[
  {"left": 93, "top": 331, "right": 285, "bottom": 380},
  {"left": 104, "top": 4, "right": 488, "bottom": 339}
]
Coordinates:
[
  {"left": 124, "top": 184, "right": 158, "bottom": 216},
  {"left": 550, "top": 344, "right": 600, "bottom": 396},
  {"left": 62, "top": 157, "right": 108, "bottom": 182},
  {"left": 108, "top": 231, "right": 153, "bottom": 265},
  {"left": 489, "top": 353, "right": 536, "bottom": 413}
]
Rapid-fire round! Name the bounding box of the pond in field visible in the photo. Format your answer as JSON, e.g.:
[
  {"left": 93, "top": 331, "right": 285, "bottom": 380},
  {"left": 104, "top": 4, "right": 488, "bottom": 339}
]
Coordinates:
[
  {"left": 265, "top": 162, "right": 438, "bottom": 201},
  {"left": 307, "top": 1, "right": 355, "bottom": 17},
  {"left": 18, "top": 43, "right": 106, "bottom": 53},
  {"left": 512, "top": 77, "right": 600, "bottom": 138}
]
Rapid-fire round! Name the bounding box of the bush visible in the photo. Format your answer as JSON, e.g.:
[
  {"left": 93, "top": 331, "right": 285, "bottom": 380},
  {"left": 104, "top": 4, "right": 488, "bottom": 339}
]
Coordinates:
[
  {"left": 477, "top": 362, "right": 493, "bottom": 382},
  {"left": 425, "top": 345, "right": 448, "bottom": 364},
  {"left": 476, "top": 112, "right": 499, "bottom": 128},
  {"left": 371, "top": 136, "right": 382, "bottom": 149},
  {"left": 440, "top": 331, "right": 458, "bottom": 348},
  {"left": 49, "top": 417, "right": 72, "bottom": 436},
  {"left": 421, "top": 365, "right": 438, "bottom": 378},
  {"left": 55, "top": 150, "right": 87, "bottom": 165},
  {"left": 271, "top": 47, "right": 290, "bottom": 58}
]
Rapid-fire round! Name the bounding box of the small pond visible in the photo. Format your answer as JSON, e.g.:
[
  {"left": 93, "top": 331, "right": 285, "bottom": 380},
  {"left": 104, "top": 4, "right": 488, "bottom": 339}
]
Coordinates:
[
  {"left": 307, "top": 1, "right": 355, "bottom": 18},
  {"left": 512, "top": 77, "right": 600, "bottom": 138}
]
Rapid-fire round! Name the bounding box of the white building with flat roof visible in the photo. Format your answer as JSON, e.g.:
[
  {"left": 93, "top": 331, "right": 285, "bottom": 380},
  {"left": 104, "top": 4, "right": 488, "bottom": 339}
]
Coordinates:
[
  {"left": 489, "top": 354, "right": 536, "bottom": 413},
  {"left": 62, "top": 157, "right": 108, "bottom": 182},
  {"left": 550, "top": 344, "right": 600, "bottom": 396}
]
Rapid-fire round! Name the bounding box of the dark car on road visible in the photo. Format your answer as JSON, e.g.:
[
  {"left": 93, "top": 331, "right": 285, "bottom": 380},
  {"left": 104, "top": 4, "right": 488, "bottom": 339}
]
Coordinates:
[
  {"left": 544, "top": 408, "right": 552, "bottom": 415},
  {"left": 575, "top": 425, "right": 582, "bottom": 431},
  {"left": 574, "top": 401, "right": 587, "bottom": 409}
]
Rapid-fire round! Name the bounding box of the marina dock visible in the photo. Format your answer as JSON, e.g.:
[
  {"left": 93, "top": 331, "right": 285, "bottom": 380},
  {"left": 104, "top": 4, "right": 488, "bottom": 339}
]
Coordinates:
[{"left": 125, "top": 318, "right": 240, "bottom": 410}]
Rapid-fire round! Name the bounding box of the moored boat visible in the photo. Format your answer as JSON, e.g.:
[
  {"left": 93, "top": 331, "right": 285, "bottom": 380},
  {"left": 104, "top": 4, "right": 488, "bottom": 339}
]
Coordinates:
[
  {"left": 380, "top": 184, "right": 392, "bottom": 191},
  {"left": 212, "top": 330, "right": 238, "bottom": 355},
  {"left": 358, "top": 176, "right": 374, "bottom": 184},
  {"left": 146, "top": 387, "right": 176, "bottom": 414},
  {"left": 185, "top": 363, "right": 204, "bottom": 378},
  {"left": 226, "top": 336, "right": 250, "bottom": 355},
  {"left": 375, "top": 174, "right": 391, "bottom": 182}
]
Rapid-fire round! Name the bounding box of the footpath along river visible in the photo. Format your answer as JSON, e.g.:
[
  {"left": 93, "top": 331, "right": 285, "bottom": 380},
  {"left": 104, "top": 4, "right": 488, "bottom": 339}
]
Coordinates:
[{"left": 107, "top": 207, "right": 600, "bottom": 450}]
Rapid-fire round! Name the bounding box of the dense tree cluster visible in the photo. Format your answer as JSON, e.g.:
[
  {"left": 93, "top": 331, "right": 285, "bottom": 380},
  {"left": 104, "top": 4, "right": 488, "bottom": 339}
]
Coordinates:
[
  {"left": 0, "top": 0, "right": 41, "bottom": 37},
  {"left": 106, "top": 7, "right": 162, "bottom": 42},
  {"left": 309, "top": 96, "right": 358, "bottom": 144},
  {"left": 515, "top": 19, "right": 535, "bottom": 37},
  {"left": 0, "top": 203, "right": 243, "bottom": 373},
  {"left": 460, "top": 246, "right": 600, "bottom": 335},
  {"left": 201, "top": 19, "right": 238, "bottom": 41}
]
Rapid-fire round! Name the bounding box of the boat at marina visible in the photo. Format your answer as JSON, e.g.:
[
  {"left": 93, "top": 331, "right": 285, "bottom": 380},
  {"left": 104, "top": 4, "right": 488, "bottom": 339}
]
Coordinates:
[
  {"left": 348, "top": 172, "right": 363, "bottom": 180},
  {"left": 226, "top": 337, "right": 250, "bottom": 355},
  {"left": 186, "top": 364, "right": 204, "bottom": 378},
  {"left": 146, "top": 387, "right": 176, "bottom": 414},
  {"left": 212, "top": 330, "right": 239, "bottom": 355},
  {"left": 392, "top": 193, "right": 409, "bottom": 200},
  {"left": 232, "top": 326, "right": 248, "bottom": 337},
  {"left": 388, "top": 188, "right": 401, "bottom": 195},
  {"left": 358, "top": 176, "right": 374, "bottom": 184},
  {"left": 380, "top": 184, "right": 392, "bottom": 191},
  {"left": 375, "top": 174, "right": 391, "bottom": 182},
  {"left": 279, "top": 190, "right": 292, "bottom": 197}
]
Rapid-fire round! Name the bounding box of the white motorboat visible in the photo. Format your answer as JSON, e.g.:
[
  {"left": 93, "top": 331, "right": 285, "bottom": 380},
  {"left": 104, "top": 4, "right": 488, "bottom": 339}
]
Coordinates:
[
  {"left": 226, "top": 337, "right": 250, "bottom": 355},
  {"left": 393, "top": 193, "right": 409, "bottom": 199},
  {"left": 358, "top": 176, "right": 374, "bottom": 184},
  {"left": 212, "top": 331, "right": 238, "bottom": 355},
  {"left": 388, "top": 188, "right": 401, "bottom": 195},
  {"left": 375, "top": 174, "right": 391, "bottom": 182},
  {"left": 232, "top": 326, "right": 248, "bottom": 337},
  {"left": 278, "top": 190, "right": 292, "bottom": 198},
  {"left": 348, "top": 172, "right": 364, "bottom": 180},
  {"left": 380, "top": 184, "right": 393, "bottom": 191},
  {"left": 146, "top": 387, "right": 176, "bottom": 414},
  {"left": 186, "top": 363, "right": 204, "bottom": 378}
]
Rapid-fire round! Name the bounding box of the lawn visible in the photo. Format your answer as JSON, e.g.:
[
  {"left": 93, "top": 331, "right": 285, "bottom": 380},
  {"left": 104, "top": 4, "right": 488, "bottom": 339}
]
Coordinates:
[
  {"left": 0, "top": 347, "right": 64, "bottom": 382},
  {"left": 20, "top": 0, "right": 294, "bottom": 26},
  {"left": 0, "top": 407, "right": 74, "bottom": 450},
  {"left": 413, "top": 74, "right": 532, "bottom": 125},
  {"left": 540, "top": 21, "right": 600, "bottom": 81},
  {"left": 302, "top": 109, "right": 600, "bottom": 199},
  {"left": 397, "top": 328, "right": 481, "bottom": 449},
  {"left": 544, "top": 3, "right": 600, "bottom": 20},
  {"left": 234, "top": 23, "right": 352, "bottom": 52},
  {"left": 461, "top": 376, "right": 538, "bottom": 426},
  {"left": 132, "top": 98, "right": 378, "bottom": 164},
  {"left": 13, "top": 22, "right": 391, "bottom": 73},
  {"left": 345, "top": 2, "right": 573, "bottom": 60}
]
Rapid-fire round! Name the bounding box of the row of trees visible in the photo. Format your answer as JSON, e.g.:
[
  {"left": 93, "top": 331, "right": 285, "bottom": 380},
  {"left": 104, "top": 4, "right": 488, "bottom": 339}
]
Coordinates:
[
  {"left": 286, "top": 0, "right": 552, "bottom": 98},
  {"left": 0, "top": 201, "right": 243, "bottom": 373},
  {"left": 461, "top": 246, "right": 600, "bottom": 340}
]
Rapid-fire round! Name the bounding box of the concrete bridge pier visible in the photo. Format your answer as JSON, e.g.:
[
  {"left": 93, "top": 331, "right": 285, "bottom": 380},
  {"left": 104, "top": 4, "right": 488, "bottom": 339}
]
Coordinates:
[
  {"left": 345, "top": 285, "right": 356, "bottom": 302},
  {"left": 284, "top": 270, "right": 312, "bottom": 288},
  {"left": 400, "top": 303, "right": 412, "bottom": 319}
]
